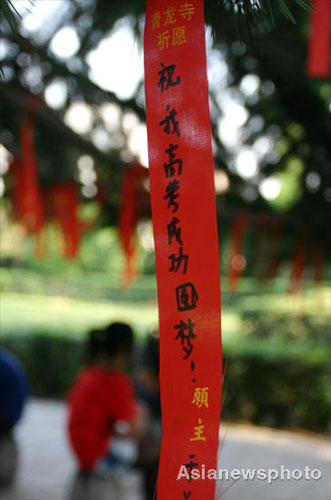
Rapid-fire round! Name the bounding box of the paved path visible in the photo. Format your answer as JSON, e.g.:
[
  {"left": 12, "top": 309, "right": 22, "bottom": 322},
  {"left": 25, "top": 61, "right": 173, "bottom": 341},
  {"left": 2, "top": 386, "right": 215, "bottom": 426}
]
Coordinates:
[
  {"left": 217, "top": 424, "right": 330, "bottom": 500},
  {"left": 1, "top": 399, "right": 330, "bottom": 500}
]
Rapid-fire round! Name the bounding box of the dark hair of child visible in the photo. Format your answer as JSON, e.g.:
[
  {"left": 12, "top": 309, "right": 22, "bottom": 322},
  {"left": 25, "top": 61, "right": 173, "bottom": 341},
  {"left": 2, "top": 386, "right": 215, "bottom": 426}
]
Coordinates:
[
  {"left": 85, "top": 322, "right": 134, "bottom": 365},
  {"left": 141, "top": 335, "right": 159, "bottom": 377}
]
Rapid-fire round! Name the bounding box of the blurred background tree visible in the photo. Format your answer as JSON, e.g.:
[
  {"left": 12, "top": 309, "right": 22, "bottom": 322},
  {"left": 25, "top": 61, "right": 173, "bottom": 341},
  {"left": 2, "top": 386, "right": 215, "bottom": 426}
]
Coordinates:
[
  {"left": 0, "top": 0, "right": 330, "bottom": 432},
  {"left": 1, "top": 0, "right": 329, "bottom": 240}
]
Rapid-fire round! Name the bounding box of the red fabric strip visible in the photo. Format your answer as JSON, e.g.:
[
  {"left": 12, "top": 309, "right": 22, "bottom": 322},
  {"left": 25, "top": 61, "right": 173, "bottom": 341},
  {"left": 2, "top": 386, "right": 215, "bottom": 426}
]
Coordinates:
[
  {"left": 19, "top": 118, "right": 44, "bottom": 233},
  {"left": 307, "top": 0, "right": 331, "bottom": 78},
  {"left": 118, "top": 163, "right": 148, "bottom": 287},
  {"left": 144, "top": 2, "right": 222, "bottom": 499},
  {"left": 10, "top": 156, "right": 46, "bottom": 258},
  {"left": 47, "top": 183, "right": 80, "bottom": 258}
]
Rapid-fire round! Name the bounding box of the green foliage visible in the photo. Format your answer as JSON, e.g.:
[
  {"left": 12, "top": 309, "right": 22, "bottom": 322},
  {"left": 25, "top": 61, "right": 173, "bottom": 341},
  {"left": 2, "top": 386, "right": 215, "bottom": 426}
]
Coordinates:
[
  {"left": 0, "top": 292, "right": 158, "bottom": 338},
  {"left": 1, "top": 335, "right": 83, "bottom": 398},
  {"left": 222, "top": 345, "right": 330, "bottom": 431},
  {"left": 205, "top": 0, "right": 311, "bottom": 38},
  {"left": 269, "top": 156, "right": 304, "bottom": 211},
  {"left": 241, "top": 310, "right": 330, "bottom": 344}
]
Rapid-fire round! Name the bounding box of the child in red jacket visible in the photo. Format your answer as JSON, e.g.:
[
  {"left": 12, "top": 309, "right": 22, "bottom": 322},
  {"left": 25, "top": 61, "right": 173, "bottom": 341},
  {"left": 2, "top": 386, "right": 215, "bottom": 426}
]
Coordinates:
[{"left": 67, "top": 322, "right": 143, "bottom": 499}]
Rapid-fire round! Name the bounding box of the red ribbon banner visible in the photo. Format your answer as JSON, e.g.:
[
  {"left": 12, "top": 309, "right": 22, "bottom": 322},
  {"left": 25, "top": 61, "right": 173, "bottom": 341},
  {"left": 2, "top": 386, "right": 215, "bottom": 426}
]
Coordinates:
[
  {"left": 19, "top": 117, "right": 44, "bottom": 234},
  {"left": 144, "top": 2, "right": 222, "bottom": 499},
  {"left": 47, "top": 183, "right": 80, "bottom": 258},
  {"left": 307, "top": 0, "right": 331, "bottom": 78},
  {"left": 118, "top": 163, "right": 149, "bottom": 287}
]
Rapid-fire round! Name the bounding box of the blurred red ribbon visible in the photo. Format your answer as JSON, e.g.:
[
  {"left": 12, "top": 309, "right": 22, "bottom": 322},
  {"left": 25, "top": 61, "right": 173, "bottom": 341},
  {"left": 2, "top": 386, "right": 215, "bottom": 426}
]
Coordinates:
[
  {"left": 47, "top": 183, "right": 80, "bottom": 258},
  {"left": 19, "top": 116, "right": 44, "bottom": 234},
  {"left": 145, "top": 1, "right": 222, "bottom": 498},
  {"left": 118, "top": 163, "right": 149, "bottom": 287}
]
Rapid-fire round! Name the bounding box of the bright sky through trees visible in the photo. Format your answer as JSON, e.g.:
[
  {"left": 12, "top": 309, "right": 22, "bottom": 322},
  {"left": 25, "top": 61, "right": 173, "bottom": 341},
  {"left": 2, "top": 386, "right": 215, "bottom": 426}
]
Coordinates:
[{"left": 7, "top": 0, "right": 280, "bottom": 199}]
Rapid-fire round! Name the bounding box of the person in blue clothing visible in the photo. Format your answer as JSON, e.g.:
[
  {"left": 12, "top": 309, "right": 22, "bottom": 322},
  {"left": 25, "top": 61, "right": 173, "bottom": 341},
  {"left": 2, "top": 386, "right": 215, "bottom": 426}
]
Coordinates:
[{"left": 0, "top": 347, "right": 29, "bottom": 487}]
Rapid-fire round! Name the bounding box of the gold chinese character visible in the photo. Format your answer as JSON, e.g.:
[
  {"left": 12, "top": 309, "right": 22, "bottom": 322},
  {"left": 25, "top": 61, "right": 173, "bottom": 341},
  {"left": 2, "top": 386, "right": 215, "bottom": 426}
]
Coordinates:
[
  {"left": 190, "top": 418, "right": 206, "bottom": 442},
  {"left": 172, "top": 26, "right": 186, "bottom": 46},
  {"left": 164, "top": 6, "right": 176, "bottom": 25},
  {"left": 179, "top": 2, "right": 195, "bottom": 21},
  {"left": 157, "top": 31, "right": 170, "bottom": 51},
  {"left": 151, "top": 11, "right": 161, "bottom": 30},
  {"left": 192, "top": 387, "right": 209, "bottom": 408}
]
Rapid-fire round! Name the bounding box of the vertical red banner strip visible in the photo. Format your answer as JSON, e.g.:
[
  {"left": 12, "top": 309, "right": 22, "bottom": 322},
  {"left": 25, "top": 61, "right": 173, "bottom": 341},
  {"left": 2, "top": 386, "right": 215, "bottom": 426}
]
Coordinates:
[
  {"left": 20, "top": 118, "right": 44, "bottom": 233},
  {"left": 144, "top": 2, "right": 222, "bottom": 499},
  {"left": 118, "top": 163, "right": 148, "bottom": 287},
  {"left": 307, "top": 0, "right": 331, "bottom": 78},
  {"left": 48, "top": 183, "right": 80, "bottom": 258}
]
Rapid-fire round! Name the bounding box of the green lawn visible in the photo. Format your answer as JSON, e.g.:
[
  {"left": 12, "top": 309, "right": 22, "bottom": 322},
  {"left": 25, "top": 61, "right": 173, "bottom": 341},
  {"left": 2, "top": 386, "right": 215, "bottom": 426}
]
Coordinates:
[
  {"left": 1, "top": 292, "right": 158, "bottom": 338},
  {"left": 1, "top": 267, "right": 329, "bottom": 345},
  {"left": 0, "top": 291, "right": 242, "bottom": 341}
]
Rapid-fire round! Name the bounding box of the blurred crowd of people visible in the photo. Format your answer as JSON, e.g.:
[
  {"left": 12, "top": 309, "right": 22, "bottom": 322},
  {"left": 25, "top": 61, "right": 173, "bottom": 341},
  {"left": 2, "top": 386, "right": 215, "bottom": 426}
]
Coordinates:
[{"left": 0, "top": 323, "right": 161, "bottom": 500}]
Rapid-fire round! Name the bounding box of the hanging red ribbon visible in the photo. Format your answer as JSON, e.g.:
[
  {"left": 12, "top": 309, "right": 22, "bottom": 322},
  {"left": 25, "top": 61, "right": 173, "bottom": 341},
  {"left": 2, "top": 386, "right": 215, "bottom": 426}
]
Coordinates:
[
  {"left": 47, "top": 183, "right": 80, "bottom": 258},
  {"left": 307, "top": 0, "right": 331, "bottom": 78},
  {"left": 118, "top": 163, "right": 149, "bottom": 287},
  {"left": 289, "top": 235, "right": 306, "bottom": 294},
  {"left": 145, "top": 2, "right": 222, "bottom": 499},
  {"left": 227, "top": 212, "right": 249, "bottom": 293},
  {"left": 19, "top": 117, "right": 44, "bottom": 234}
]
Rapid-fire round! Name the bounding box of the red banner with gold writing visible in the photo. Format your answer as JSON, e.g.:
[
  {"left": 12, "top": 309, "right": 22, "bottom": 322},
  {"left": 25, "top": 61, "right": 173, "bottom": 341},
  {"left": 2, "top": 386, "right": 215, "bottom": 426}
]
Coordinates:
[{"left": 144, "top": 2, "right": 222, "bottom": 499}]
